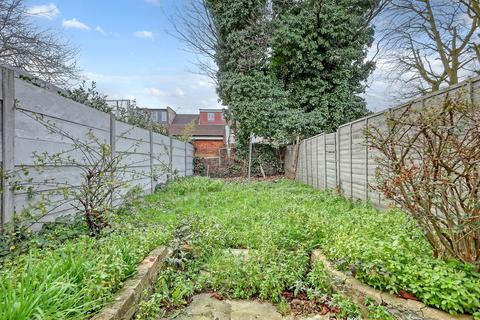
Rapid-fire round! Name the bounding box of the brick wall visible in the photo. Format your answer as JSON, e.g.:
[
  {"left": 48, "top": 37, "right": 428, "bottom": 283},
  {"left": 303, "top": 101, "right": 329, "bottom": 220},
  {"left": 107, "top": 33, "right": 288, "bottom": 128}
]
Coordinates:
[
  {"left": 194, "top": 140, "right": 225, "bottom": 157},
  {"left": 198, "top": 112, "right": 226, "bottom": 125}
]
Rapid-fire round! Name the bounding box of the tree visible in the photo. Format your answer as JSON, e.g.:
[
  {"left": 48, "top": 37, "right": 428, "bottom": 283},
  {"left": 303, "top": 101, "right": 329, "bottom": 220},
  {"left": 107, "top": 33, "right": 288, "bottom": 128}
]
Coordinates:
[
  {"left": 366, "top": 95, "right": 480, "bottom": 268},
  {"left": 205, "top": 0, "right": 379, "bottom": 155},
  {"left": 168, "top": 0, "right": 219, "bottom": 81},
  {"left": 178, "top": 119, "right": 197, "bottom": 142},
  {"left": 0, "top": 0, "right": 79, "bottom": 85},
  {"left": 206, "top": 0, "right": 283, "bottom": 153},
  {"left": 271, "top": 0, "right": 378, "bottom": 135},
  {"left": 379, "top": 0, "right": 479, "bottom": 97}
]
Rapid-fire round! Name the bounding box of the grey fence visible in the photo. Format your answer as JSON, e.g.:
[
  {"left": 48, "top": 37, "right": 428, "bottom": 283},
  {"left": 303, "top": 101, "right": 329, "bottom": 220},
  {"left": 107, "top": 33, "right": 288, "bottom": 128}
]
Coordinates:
[
  {"left": 0, "top": 66, "right": 194, "bottom": 229},
  {"left": 292, "top": 76, "right": 480, "bottom": 207}
]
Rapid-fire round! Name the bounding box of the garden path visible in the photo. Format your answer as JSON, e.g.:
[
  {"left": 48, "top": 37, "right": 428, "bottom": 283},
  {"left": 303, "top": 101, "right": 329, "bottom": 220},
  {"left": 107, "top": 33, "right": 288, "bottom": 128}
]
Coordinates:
[{"left": 172, "top": 294, "right": 330, "bottom": 320}]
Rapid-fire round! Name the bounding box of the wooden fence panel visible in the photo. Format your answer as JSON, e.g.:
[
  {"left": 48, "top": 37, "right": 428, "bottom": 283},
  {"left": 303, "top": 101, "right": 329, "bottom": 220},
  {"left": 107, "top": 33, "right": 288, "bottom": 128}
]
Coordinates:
[{"left": 289, "top": 75, "right": 480, "bottom": 207}]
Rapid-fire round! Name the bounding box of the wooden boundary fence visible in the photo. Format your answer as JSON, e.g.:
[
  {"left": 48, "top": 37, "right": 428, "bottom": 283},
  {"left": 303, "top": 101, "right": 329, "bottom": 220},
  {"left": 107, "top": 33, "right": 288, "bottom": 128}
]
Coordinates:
[{"left": 292, "top": 76, "right": 480, "bottom": 207}]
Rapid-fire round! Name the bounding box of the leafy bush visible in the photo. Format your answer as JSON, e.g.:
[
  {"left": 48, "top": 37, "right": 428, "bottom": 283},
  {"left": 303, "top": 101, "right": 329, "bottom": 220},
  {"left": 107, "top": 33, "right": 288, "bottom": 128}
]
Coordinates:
[{"left": 193, "top": 156, "right": 207, "bottom": 176}]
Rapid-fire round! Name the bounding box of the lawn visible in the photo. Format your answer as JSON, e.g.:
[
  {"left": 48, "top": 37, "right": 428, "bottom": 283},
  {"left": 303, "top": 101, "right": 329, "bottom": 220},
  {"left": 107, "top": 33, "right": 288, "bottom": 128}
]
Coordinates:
[
  {"left": 1, "top": 177, "right": 479, "bottom": 319},
  {"left": 137, "top": 178, "right": 480, "bottom": 319}
]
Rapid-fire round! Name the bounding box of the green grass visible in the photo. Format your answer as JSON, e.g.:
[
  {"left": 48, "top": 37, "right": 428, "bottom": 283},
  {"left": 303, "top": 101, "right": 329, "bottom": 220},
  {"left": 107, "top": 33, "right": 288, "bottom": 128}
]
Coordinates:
[
  {"left": 0, "top": 207, "right": 176, "bottom": 320},
  {"left": 136, "top": 177, "right": 480, "bottom": 319},
  {"left": 2, "top": 177, "right": 479, "bottom": 319}
]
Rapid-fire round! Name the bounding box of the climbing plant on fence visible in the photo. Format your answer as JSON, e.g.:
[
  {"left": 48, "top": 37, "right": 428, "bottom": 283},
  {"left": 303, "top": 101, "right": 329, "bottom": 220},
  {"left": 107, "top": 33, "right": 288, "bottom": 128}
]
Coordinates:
[{"left": 366, "top": 95, "right": 480, "bottom": 269}]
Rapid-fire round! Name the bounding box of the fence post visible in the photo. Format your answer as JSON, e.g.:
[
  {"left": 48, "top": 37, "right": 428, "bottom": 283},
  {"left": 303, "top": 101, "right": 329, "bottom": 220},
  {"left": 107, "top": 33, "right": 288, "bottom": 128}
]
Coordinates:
[
  {"left": 1, "top": 67, "right": 15, "bottom": 231},
  {"left": 316, "top": 137, "right": 319, "bottom": 189},
  {"left": 310, "top": 139, "right": 314, "bottom": 186},
  {"left": 149, "top": 129, "right": 154, "bottom": 193},
  {"left": 323, "top": 134, "right": 327, "bottom": 189},
  {"left": 184, "top": 142, "right": 187, "bottom": 177},
  {"left": 305, "top": 139, "right": 309, "bottom": 184},
  {"left": 337, "top": 130, "right": 341, "bottom": 190},
  {"left": 109, "top": 113, "right": 116, "bottom": 207},
  {"left": 364, "top": 118, "right": 369, "bottom": 202},
  {"left": 169, "top": 136, "right": 173, "bottom": 180},
  {"left": 469, "top": 80, "right": 474, "bottom": 105},
  {"left": 334, "top": 131, "right": 338, "bottom": 188},
  {"left": 349, "top": 123, "right": 353, "bottom": 199}
]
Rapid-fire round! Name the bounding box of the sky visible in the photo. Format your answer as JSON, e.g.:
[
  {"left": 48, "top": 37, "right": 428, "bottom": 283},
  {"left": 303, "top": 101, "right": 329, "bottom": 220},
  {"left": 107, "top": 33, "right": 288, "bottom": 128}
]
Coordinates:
[{"left": 26, "top": 0, "right": 398, "bottom": 114}]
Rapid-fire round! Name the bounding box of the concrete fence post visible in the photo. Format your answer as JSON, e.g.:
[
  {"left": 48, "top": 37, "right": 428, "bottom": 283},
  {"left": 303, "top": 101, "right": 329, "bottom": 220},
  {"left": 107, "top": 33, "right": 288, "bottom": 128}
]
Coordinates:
[
  {"left": 184, "top": 142, "right": 187, "bottom": 177},
  {"left": 349, "top": 123, "right": 353, "bottom": 199},
  {"left": 1, "top": 67, "right": 15, "bottom": 231},
  {"left": 323, "top": 134, "right": 327, "bottom": 189},
  {"left": 149, "top": 129, "right": 154, "bottom": 193},
  {"left": 168, "top": 136, "right": 173, "bottom": 180},
  {"left": 310, "top": 139, "right": 313, "bottom": 186},
  {"left": 305, "top": 140, "right": 309, "bottom": 185},
  {"left": 469, "top": 80, "right": 474, "bottom": 105},
  {"left": 364, "top": 118, "right": 369, "bottom": 202},
  {"left": 337, "top": 130, "right": 341, "bottom": 190},
  {"left": 315, "top": 137, "right": 319, "bottom": 189},
  {"left": 109, "top": 113, "right": 116, "bottom": 207}
]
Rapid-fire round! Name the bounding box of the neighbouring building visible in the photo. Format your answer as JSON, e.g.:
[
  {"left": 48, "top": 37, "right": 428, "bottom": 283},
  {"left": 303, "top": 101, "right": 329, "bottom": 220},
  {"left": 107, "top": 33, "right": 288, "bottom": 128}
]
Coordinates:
[
  {"left": 140, "top": 106, "right": 176, "bottom": 126},
  {"left": 169, "top": 109, "right": 230, "bottom": 160},
  {"left": 120, "top": 103, "right": 234, "bottom": 162}
]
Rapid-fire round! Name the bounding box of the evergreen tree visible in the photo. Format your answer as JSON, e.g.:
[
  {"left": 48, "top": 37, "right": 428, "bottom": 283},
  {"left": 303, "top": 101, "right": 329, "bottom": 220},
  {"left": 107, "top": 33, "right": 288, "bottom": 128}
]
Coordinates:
[
  {"left": 206, "top": 0, "right": 379, "bottom": 151},
  {"left": 271, "top": 0, "right": 377, "bottom": 135}
]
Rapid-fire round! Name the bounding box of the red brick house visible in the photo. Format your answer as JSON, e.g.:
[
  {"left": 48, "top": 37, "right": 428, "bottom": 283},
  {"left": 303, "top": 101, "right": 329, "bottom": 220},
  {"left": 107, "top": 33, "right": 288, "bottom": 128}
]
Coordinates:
[{"left": 169, "top": 109, "right": 228, "bottom": 159}]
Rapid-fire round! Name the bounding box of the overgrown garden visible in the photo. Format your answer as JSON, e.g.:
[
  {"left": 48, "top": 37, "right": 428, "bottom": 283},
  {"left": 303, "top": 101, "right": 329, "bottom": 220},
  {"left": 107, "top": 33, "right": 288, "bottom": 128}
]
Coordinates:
[{"left": 3, "top": 178, "right": 478, "bottom": 319}]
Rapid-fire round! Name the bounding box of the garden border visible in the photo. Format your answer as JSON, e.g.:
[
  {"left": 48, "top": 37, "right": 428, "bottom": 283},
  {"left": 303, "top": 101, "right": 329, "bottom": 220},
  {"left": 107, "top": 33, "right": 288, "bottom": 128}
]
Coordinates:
[
  {"left": 92, "top": 246, "right": 172, "bottom": 320},
  {"left": 310, "top": 250, "right": 473, "bottom": 320}
]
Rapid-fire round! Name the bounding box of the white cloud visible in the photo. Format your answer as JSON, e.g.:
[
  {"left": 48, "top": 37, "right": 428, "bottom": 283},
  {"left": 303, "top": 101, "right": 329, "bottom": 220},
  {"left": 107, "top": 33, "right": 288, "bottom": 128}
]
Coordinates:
[
  {"left": 27, "top": 3, "right": 60, "bottom": 20},
  {"left": 95, "top": 26, "right": 107, "bottom": 36},
  {"left": 145, "top": 87, "right": 167, "bottom": 97},
  {"left": 145, "top": 0, "right": 161, "bottom": 6},
  {"left": 62, "top": 18, "right": 90, "bottom": 30},
  {"left": 145, "top": 87, "right": 186, "bottom": 98},
  {"left": 133, "top": 30, "right": 155, "bottom": 40}
]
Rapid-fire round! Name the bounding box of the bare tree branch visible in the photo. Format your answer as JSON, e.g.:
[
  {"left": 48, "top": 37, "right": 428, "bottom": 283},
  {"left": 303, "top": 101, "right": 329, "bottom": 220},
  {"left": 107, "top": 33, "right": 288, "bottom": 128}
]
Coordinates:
[{"left": 0, "top": 0, "right": 79, "bottom": 85}]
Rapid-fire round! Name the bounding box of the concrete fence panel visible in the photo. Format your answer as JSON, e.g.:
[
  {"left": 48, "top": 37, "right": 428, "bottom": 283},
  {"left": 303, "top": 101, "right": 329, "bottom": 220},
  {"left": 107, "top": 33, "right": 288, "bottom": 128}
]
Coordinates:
[{"left": 0, "top": 66, "right": 194, "bottom": 229}]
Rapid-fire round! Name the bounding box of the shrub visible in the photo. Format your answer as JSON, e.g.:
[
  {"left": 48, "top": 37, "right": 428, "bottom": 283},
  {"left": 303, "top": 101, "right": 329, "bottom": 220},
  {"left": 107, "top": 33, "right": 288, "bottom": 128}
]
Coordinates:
[
  {"left": 366, "top": 96, "right": 480, "bottom": 268},
  {"left": 193, "top": 157, "right": 207, "bottom": 176}
]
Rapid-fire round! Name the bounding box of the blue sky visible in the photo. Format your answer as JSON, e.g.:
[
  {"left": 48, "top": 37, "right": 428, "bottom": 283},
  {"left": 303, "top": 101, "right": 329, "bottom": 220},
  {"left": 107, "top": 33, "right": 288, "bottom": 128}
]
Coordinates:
[{"left": 26, "top": 0, "right": 396, "bottom": 114}]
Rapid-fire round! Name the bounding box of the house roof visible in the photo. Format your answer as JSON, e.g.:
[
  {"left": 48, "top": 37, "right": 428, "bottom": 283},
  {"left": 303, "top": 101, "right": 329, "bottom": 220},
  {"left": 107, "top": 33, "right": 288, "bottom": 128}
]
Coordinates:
[
  {"left": 169, "top": 124, "right": 225, "bottom": 137},
  {"left": 199, "top": 108, "right": 223, "bottom": 113},
  {"left": 172, "top": 114, "right": 199, "bottom": 125},
  {"left": 170, "top": 113, "right": 225, "bottom": 138}
]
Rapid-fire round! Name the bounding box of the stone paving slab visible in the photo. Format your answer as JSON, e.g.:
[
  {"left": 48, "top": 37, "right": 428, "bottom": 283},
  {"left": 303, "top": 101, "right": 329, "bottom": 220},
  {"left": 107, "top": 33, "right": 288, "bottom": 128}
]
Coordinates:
[{"left": 171, "top": 294, "right": 330, "bottom": 320}]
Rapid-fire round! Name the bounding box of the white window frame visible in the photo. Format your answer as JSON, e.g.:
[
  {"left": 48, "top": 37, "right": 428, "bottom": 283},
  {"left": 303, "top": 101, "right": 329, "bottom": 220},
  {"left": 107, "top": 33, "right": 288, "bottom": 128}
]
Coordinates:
[
  {"left": 161, "top": 111, "right": 167, "bottom": 122},
  {"left": 208, "top": 112, "right": 215, "bottom": 122},
  {"left": 151, "top": 111, "right": 158, "bottom": 122}
]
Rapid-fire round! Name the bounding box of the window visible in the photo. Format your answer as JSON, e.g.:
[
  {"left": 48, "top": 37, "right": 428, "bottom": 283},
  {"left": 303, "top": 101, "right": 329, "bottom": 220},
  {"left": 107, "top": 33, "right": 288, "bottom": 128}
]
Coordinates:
[
  {"left": 161, "top": 111, "right": 167, "bottom": 122},
  {"left": 151, "top": 111, "right": 158, "bottom": 122},
  {"left": 221, "top": 112, "right": 225, "bottom": 121},
  {"left": 207, "top": 112, "right": 215, "bottom": 122}
]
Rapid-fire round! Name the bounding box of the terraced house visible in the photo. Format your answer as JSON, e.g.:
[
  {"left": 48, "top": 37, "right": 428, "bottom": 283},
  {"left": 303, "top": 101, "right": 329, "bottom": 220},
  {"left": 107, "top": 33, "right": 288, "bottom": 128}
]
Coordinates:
[{"left": 146, "top": 108, "right": 233, "bottom": 162}]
